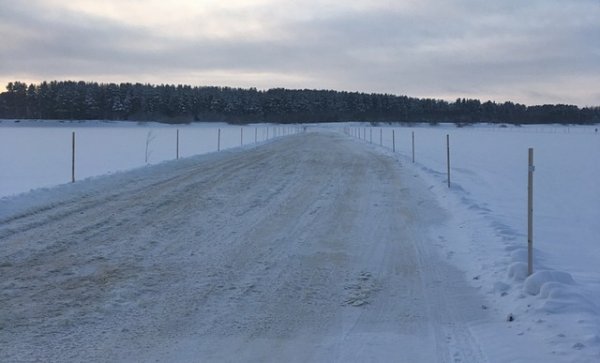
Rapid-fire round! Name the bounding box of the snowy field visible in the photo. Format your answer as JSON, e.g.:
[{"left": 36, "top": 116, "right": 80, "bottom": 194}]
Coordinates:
[
  {"left": 0, "top": 120, "right": 599, "bottom": 362},
  {"left": 0, "top": 120, "right": 296, "bottom": 198},
  {"left": 344, "top": 122, "right": 600, "bottom": 361}
]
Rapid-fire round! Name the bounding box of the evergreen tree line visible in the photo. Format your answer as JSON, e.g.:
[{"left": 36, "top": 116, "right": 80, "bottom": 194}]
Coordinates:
[{"left": 1, "top": 80, "right": 598, "bottom": 125}]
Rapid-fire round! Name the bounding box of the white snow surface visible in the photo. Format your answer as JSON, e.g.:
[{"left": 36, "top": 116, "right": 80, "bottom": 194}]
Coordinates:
[
  {"left": 0, "top": 121, "right": 599, "bottom": 362},
  {"left": 0, "top": 119, "right": 288, "bottom": 198}
]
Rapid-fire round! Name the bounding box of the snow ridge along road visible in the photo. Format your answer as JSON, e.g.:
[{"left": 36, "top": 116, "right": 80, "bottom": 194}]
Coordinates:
[{"left": 2, "top": 131, "right": 491, "bottom": 362}]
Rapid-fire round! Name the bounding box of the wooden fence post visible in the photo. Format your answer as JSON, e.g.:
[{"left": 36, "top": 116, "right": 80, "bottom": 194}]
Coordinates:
[
  {"left": 370, "top": 128, "right": 372, "bottom": 143},
  {"left": 217, "top": 128, "right": 221, "bottom": 151},
  {"left": 255, "top": 127, "right": 258, "bottom": 143},
  {"left": 446, "top": 134, "right": 451, "bottom": 188},
  {"left": 392, "top": 129, "right": 395, "bottom": 152},
  {"left": 176, "top": 129, "right": 179, "bottom": 160},
  {"left": 71, "top": 131, "right": 75, "bottom": 183},
  {"left": 528, "top": 148, "right": 534, "bottom": 275},
  {"left": 380, "top": 128, "right": 382, "bottom": 146},
  {"left": 412, "top": 131, "right": 415, "bottom": 163}
]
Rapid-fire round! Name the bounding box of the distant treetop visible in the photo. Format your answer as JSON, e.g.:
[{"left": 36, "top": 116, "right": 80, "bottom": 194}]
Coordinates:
[{"left": 1, "top": 80, "right": 598, "bottom": 125}]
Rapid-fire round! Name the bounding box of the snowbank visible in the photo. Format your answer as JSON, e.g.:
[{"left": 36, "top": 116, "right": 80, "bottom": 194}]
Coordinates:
[{"left": 344, "top": 123, "right": 600, "bottom": 362}]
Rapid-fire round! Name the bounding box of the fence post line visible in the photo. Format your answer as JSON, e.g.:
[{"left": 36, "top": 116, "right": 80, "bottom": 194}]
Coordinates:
[
  {"left": 176, "top": 129, "right": 179, "bottom": 160},
  {"left": 412, "top": 131, "right": 415, "bottom": 163},
  {"left": 71, "top": 131, "right": 75, "bottom": 183},
  {"left": 392, "top": 129, "right": 396, "bottom": 152},
  {"left": 446, "top": 134, "right": 451, "bottom": 188},
  {"left": 528, "top": 148, "right": 535, "bottom": 276},
  {"left": 217, "top": 128, "right": 221, "bottom": 151}
]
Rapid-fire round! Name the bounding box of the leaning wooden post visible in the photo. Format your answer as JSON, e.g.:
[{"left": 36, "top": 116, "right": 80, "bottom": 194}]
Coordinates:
[
  {"left": 217, "top": 128, "right": 221, "bottom": 151},
  {"left": 412, "top": 131, "right": 415, "bottom": 163},
  {"left": 528, "top": 148, "right": 535, "bottom": 276},
  {"left": 392, "top": 129, "right": 396, "bottom": 152},
  {"left": 176, "top": 129, "right": 179, "bottom": 160},
  {"left": 71, "top": 131, "right": 75, "bottom": 183},
  {"left": 446, "top": 134, "right": 451, "bottom": 188}
]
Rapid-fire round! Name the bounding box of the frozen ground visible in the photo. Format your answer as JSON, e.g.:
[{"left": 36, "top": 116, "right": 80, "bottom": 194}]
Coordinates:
[
  {"left": 1, "top": 123, "right": 599, "bottom": 362},
  {"left": 345, "top": 123, "right": 600, "bottom": 362},
  {"left": 0, "top": 119, "right": 292, "bottom": 198}
]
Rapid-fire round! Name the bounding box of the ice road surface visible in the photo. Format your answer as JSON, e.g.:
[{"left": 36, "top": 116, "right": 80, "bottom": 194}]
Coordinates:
[{"left": 0, "top": 130, "right": 597, "bottom": 362}]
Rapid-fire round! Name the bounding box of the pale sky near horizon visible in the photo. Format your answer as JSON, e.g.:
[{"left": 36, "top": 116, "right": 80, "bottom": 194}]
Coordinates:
[{"left": 0, "top": 0, "right": 599, "bottom": 106}]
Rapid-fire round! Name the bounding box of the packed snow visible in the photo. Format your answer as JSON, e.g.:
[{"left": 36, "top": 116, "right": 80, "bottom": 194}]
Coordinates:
[
  {"left": 345, "top": 123, "right": 600, "bottom": 361},
  {"left": 0, "top": 120, "right": 599, "bottom": 362}
]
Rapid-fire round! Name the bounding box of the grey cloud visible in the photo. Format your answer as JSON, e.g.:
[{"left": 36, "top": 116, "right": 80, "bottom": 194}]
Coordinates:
[
  {"left": 0, "top": 0, "right": 185, "bottom": 77},
  {"left": 0, "top": 0, "right": 598, "bottom": 105}
]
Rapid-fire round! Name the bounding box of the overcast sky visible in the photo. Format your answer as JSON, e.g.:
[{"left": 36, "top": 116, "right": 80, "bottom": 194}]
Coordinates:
[{"left": 1, "top": 0, "right": 598, "bottom": 106}]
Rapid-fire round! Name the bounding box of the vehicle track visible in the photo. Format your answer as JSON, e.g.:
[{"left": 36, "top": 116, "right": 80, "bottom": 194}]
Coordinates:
[{"left": 0, "top": 131, "right": 490, "bottom": 362}]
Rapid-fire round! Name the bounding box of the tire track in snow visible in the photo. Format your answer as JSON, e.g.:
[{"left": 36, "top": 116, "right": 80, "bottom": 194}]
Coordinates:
[{"left": 1, "top": 131, "right": 490, "bottom": 363}]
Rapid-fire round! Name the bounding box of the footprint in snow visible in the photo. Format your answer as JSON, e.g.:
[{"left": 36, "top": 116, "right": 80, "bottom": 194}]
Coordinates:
[{"left": 342, "top": 271, "right": 379, "bottom": 307}]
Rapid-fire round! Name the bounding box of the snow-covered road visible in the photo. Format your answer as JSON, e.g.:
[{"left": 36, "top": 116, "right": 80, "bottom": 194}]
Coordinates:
[{"left": 2, "top": 131, "right": 495, "bottom": 362}]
